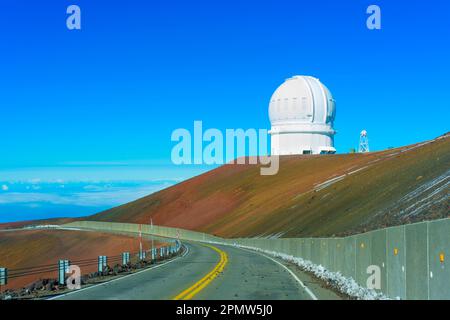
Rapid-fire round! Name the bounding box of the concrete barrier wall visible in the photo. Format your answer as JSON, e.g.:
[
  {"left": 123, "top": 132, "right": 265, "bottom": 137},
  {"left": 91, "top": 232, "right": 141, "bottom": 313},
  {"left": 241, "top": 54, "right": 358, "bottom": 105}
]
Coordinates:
[
  {"left": 256, "top": 220, "right": 450, "bottom": 300},
  {"left": 64, "top": 218, "right": 450, "bottom": 299},
  {"left": 427, "top": 219, "right": 450, "bottom": 300},
  {"left": 63, "top": 221, "right": 221, "bottom": 243},
  {"left": 229, "top": 221, "right": 450, "bottom": 300},
  {"left": 386, "top": 225, "right": 406, "bottom": 299},
  {"left": 355, "top": 233, "right": 371, "bottom": 288},
  {"left": 405, "top": 222, "right": 428, "bottom": 299}
]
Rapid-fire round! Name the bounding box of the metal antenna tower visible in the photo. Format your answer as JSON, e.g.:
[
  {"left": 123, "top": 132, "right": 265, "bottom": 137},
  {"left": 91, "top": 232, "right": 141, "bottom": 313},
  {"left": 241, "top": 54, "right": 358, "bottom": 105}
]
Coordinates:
[{"left": 359, "top": 130, "right": 370, "bottom": 153}]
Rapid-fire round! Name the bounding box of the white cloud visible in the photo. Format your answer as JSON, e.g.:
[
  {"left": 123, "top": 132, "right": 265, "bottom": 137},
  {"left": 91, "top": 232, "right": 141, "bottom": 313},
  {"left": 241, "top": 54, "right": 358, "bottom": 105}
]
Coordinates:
[
  {"left": 0, "top": 183, "right": 169, "bottom": 207},
  {"left": 83, "top": 184, "right": 110, "bottom": 191},
  {"left": 1, "top": 185, "right": 8, "bottom": 191},
  {"left": 0, "top": 165, "right": 208, "bottom": 183}
]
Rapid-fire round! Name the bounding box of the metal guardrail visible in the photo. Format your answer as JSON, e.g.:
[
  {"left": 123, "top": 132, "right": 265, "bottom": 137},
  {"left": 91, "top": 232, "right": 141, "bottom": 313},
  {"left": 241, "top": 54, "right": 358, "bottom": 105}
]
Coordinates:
[
  {"left": 62, "top": 221, "right": 221, "bottom": 242},
  {"left": 0, "top": 241, "right": 182, "bottom": 292}
]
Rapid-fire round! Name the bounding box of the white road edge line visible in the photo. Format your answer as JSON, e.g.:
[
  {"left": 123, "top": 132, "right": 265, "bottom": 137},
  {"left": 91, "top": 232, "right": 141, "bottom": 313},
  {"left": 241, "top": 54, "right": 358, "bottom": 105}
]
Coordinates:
[
  {"left": 238, "top": 247, "right": 318, "bottom": 300},
  {"left": 47, "top": 244, "right": 190, "bottom": 300}
]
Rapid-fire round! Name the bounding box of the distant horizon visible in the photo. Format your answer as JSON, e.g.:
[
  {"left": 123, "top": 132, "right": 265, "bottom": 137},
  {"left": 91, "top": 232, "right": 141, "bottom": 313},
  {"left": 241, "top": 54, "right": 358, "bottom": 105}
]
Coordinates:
[{"left": 0, "top": 164, "right": 214, "bottom": 223}]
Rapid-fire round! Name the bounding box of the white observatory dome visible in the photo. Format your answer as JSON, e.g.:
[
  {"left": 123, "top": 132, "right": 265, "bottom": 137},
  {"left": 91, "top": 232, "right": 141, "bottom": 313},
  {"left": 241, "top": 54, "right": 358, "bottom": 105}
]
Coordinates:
[{"left": 269, "top": 76, "right": 337, "bottom": 155}]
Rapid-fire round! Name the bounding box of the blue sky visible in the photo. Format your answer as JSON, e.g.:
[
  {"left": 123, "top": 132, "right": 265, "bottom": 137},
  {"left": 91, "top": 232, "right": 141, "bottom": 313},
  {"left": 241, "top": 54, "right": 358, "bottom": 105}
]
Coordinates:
[{"left": 0, "top": 0, "right": 449, "bottom": 222}]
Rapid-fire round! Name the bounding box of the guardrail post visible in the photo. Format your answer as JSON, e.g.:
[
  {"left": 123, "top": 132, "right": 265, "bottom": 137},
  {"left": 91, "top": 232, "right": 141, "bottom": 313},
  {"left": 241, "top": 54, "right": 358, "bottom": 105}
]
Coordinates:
[
  {"left": 139, "top": 250, "right": 146, "bottom": 261},
  {"left": 122, "top": 252, "right": 130, "bottom": 265},
  {"left": 98, "top": 256, "right": 102, "bottom": 273},
  {"left": 58, "top": 260, "right": 67, "bottom": 285},
  {"left": 98, "top": 256, "right": 107, "bottom": 273},
  {"left": 0, "top": 268, "right": 7, "bottom": 287}
]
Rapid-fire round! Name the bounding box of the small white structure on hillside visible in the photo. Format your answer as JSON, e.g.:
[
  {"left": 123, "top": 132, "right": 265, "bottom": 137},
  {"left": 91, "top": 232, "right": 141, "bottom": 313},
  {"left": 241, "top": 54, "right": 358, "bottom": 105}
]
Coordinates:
[
  {"left": 359, "top": 130, "right": 370, "bottom": 153},
  {"left": 269, "top": 76, "right": 336, "bottom": 155}
]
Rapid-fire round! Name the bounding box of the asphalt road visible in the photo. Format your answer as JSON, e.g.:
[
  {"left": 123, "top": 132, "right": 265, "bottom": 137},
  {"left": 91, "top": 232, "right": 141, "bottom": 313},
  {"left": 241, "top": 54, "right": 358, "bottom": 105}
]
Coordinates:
[{"left": 53, "top": 242, "right": 336, "bottom": 300}]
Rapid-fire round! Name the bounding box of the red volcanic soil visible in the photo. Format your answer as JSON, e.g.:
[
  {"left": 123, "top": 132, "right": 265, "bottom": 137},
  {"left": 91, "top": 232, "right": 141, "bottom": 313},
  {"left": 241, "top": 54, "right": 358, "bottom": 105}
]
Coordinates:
[
  {"left": 0, "top": 229, "right": 159, "bottom": 290},
  {"left": 88, "top": 133, "right": 450, "bottom": 238}
]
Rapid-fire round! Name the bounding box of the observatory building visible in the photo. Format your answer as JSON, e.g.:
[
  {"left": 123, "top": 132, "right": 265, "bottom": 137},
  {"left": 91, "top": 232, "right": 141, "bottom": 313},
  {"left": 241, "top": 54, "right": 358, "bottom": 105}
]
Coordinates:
[{"left": 269, "top": 76, "right": 336, "bottom": 155}]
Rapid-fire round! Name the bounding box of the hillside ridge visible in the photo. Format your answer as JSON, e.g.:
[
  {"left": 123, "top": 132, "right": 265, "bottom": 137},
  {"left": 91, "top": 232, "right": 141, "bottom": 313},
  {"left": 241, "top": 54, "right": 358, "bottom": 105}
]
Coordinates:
[{"left": 87, "top": 133, "right": 450, "bottom": 238}]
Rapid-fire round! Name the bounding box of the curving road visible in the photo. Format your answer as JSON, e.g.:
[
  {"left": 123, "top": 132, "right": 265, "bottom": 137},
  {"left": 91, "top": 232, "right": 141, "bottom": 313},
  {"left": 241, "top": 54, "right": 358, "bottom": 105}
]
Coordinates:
[{"left": 52, "top": 242, "right": 339, "bottom": 300}]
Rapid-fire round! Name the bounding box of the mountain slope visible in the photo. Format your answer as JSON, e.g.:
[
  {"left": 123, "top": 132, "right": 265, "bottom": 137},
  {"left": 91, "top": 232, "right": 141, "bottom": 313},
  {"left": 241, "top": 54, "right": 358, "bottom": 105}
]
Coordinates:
[{"left": 88, "top": 134, "right": 450, "bottom": 238}]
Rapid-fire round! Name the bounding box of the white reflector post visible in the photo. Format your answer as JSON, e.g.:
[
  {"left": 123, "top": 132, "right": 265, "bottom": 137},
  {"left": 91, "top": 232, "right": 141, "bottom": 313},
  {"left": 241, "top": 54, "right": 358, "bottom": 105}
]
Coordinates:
[
  {"left": 98, "top": 256, "right": 102, "bottom": 273},
  {"left": 0, "top": 268, "right": 7, "bottom": 285},
  {"left": 58, "top": 260, "right": 66, "bottom": 285},
  {"left": 141, "top": 251, "right": 146, "bottom": 260},
  {"left": 98, "top": 256, "right": 107, "bottom": 273},
  {"left": 122, "top": 252, "right": 130, "bottom": 265}
]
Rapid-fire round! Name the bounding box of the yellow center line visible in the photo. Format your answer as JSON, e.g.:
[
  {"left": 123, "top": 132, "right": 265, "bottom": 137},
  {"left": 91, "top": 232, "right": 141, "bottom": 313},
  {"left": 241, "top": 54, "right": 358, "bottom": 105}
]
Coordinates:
[{"left": 172, "top": 244, "right": 228, "bottom": 300}]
